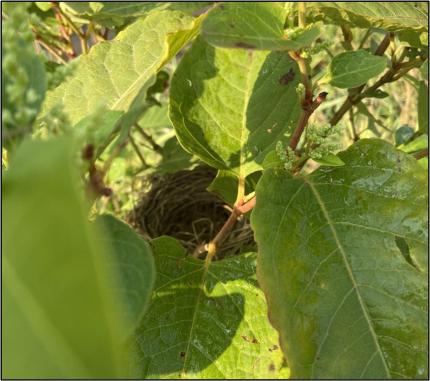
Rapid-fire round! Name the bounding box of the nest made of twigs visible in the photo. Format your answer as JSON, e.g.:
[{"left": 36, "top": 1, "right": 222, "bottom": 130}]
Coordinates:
[{"left": 129, "top": 165, "right": 256, "bottom": 259}]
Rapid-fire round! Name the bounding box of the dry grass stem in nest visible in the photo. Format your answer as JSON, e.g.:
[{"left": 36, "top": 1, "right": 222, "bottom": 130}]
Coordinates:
[{"left": 129, "top": 166, "right": 256, "bottom": 259}]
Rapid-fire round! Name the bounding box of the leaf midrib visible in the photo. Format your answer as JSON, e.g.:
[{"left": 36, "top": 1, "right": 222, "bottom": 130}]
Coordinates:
[{"left": 305, "top": 178, "right": 391, "bottom": 378}]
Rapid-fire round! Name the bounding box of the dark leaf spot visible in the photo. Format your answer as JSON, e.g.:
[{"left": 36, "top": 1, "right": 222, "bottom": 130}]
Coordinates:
[
  {"left": 268, "top": 344, "right": 279, "bottom": 352},
  {"left": 268, "top": 363, "right": 276, "bottom": 372},
  {"left": 279, "top": 68, "right": 295, "bottom": 85},
  {"left": 395, "top": 236, "right": 419, "bottom": 270},
  {"left": 180, "top": 351, "right": 186, "bottom": 358},
  {"left": 235, "top": 42, "right": 256, "bottom": 49},
  {"left": 229, "top": 23, "right": 235, "bottom": 28}
]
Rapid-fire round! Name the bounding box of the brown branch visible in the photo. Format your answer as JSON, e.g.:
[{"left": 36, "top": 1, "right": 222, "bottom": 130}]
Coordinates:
[
  {"left": 205, "top": 196, "right": 256, "bottom": 264},
  {"left": 413, "top": 149, "right": 428, "bottom": 160},
  {"left": 341, "top": 25, "right": 353, "bottom": 50},
  {"left": 289, "top": 92, "right": 327, "bottom": 151}
]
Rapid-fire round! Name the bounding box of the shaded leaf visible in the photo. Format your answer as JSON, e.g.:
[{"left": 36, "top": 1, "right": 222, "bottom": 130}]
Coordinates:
[
  {"left": 95, "top": 215, "right": 155, "bottom": 330},
  {"left": 328, "top": 50, "right": 387, "bottom": 88},
  {"left": 308, "top": 2, "right": 428, "bottom": 32},
  {"left": 133, "top": 236, "right": 288, "bottom": 378},
  {"left": 202, "top": 2, "right": 319, "bottom": 51},
  {"left": 40, "top": 9, "right": 201, "bottom": 126},
  {"left": 395, "top": 125, "right": 415, "bottom": 146},
  {"left": 169, "top": 37, "right": 301, "bottom": 180},
  {"left": 252, "top": 139, "right": 428, "bottom": 379},
  {"left": 2, "top": 138, "right": 127, "bottom": 378}
]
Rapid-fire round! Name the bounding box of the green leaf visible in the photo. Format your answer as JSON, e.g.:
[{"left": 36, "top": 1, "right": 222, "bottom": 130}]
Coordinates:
[
  {"left": 40, "top": 9, "right": 201, "bottom": 126},
  {"left": 395, "top": 125, "right": 415, "bottom": 146},
  {"left": 251, "top": 139, "right": 428, "bottom": 379},
  {"left": 202, "top": 2, "right": 320, "bottom": 51},
  {"left": 61, "top": 2, "right": 210, "bottom": 27},
  {"left": 35, "top": 1, "right": 52, "bottom": 11},
  {"left": 313, "top": 153, "right": 345, "bottom": 167},
  {"left": 95, "top": 215, "right": 155, "bottom": 331},
  {"left": 134, "top": 236, "right": 288, "bottom": 378},
  {"left": 207, "top": 170, "right": 261, "bottom": 206},
  {"left": 169, "top": 37, "right": 301, "bottom": 180},
  {"left": 399, "top": 134, "right": 428, "bottom": 154},
  {"left": 328, "top": 50, "right": 387, "bottom": 89},
  {"left": 418, "top": 81, "right": 429, "bottom": 134},
  {"left": 308, "top": 2, "right": 428, "bottom": 32},
  {"left": 2, "top": 138, "right": 127, "bottom": 378}
]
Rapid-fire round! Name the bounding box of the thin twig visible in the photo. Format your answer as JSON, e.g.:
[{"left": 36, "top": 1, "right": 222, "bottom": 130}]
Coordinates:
[
  {"left": 129, "top": 134, "right": 148, "bottom": 168},
  {"left": 358, "top": 29, "right": 372, "bottom": 49},
  {"left": 341, "top": 25, "right": 353, "bottom": 50},
  {"left": 35, "top": 38, "right": 66, "bottom": 64},
  {"left": 134, "top": 124, "right": 163, "bottom": 153}
]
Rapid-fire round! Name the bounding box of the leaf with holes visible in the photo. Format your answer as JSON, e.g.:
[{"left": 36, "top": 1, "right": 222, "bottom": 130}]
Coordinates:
[
  {"left": 169, "top": 37, "right": 301, "bottom": 182},
  {"left": 252, "top": 139, "right": 428, "bottom": 379},
  {"left": 327, "top": 50, "right": 387, "bottom": 89},
  {"left": 202, "top": 2, "right": 320, "bottom": 51},
  {"left": 133, "top": 236, "right": 289, "bottom": 379},
  {"left": 39, "top": 9, "right": 202, "bottom": 126}
]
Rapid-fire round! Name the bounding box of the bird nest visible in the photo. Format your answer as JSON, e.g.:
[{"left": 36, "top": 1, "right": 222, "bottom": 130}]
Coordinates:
[{"left": 129, "top": 166, "right": 256, "bottom": 259}]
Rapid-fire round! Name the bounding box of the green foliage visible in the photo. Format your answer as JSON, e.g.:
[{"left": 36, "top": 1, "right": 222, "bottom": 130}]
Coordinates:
[
  {"left": 327, "top": 50, "right": 387, "bottom": 88},
  {"left": 252, "top": 139, "right": 428, "bottom": 379},
  {"left": 2, "top": 2, "right": 429, "bottom": 380},
  {"left": 169, "top": 37, "right": 301, "bottom": 179},
  {"left": 2, "top": 2, "right": 46, "bottom": 138},
  {"left": 2, "top": 138, "right": 127, "bottom": 378},
  {"left": 40, "top": 9, "right": 201, "bottom": 126},
  {"left": 202, "top": 2, "right": 320, "bottom": 51},
  {"left": 134, "top": 236, "right": 288, "bottom": 379},
  {"left": 308, "top": 2, "right": 428, "bottom": 32},
  {"left": 95, "top": 214, "right": 156, "bottom": 331}
]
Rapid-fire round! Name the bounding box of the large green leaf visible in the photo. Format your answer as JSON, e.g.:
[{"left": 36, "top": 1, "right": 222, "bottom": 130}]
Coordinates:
[
  {"left": 39, "top": 9, "right": 201, "bottom": 126},
  {"left": 327, "top": 50, "right": 387, "bottom": 89},
  {"left": 169, "top": 37, "right": 301, "bottom": 181},
  {"left": 418, "top": 80, "right": 429, "bottom": 134},
  {"left": 61, "top": 2, "right": 210, "bottom": 27},
  {"left": 308, "top": 2, "right": 428, "bottom": 32},
  {"left": 95, "top": 214, "right": 155, "bottom": 331},
  {"left": 252, "top": 139, "right": 428, "bottom": 379},
  {"left": 2, "top": 138, "right": 127, "bottom": 378},
  {"left": 201, "top": 2, "right": 320, "bottom": 51},
  {"left": 133, "top": 236, "right": 289, "bottom": 378}
]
